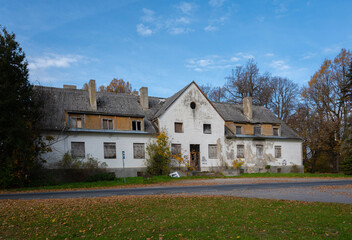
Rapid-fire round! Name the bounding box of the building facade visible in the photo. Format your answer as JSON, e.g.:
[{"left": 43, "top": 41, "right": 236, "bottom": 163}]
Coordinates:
[{"left": 38, "top": 81, "right": 303, "bottom": 176}]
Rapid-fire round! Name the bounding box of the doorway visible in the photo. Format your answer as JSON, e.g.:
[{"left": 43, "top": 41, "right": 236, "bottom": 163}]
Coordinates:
[{"left": 190, "top": 144, "right": 200, "bottom": 171}]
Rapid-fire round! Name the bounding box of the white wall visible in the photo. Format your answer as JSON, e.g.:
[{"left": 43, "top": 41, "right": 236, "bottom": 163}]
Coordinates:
[
  {"left": 158, "top": 83, "right": 227, "bottom": 170},
  {"left": 224, "top": 138, "right": 303, "bottom": 167},
  {"left": 41, "top": 131, "right": 153, "bottom": 169}
]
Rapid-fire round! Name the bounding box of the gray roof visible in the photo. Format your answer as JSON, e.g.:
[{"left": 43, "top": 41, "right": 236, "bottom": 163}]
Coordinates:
[
  {"left": 153, "top": 82, "right": 192, "bottom": 118},
  {"left": 35, "top": 83, "right": 301, "bottom": 139}
]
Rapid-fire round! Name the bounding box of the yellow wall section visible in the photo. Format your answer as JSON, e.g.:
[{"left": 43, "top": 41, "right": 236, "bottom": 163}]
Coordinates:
[
  {"left": 117, "top": 117, "right": 131, "bottom": 130},
  {"left": 262, "top": 124, "right": 273, "bottom": 136},
  {"left": 67, "top": 113, "right": 144, "bottom": 131}
]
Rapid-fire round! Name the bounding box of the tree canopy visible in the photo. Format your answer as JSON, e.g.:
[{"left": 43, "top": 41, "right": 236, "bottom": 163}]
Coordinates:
[{"left": 0, "top": 27, "right": 44, "bottom": 187}]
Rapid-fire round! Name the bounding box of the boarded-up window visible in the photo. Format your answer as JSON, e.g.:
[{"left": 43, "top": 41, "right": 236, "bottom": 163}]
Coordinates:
[
  {"left": 71, "top": 142, "right": 85, "bottom": 158},
  {"left": 256, "top": 144, "right": 263, "bottom": 158},
  {"left": 70, "top": 117, "right": 82, "bottom": 128},
  {"left": 133, "top": 143, "right": 145, "bottom": 159},
  {"left": 175, "top": 122, "right": 183, "bottom": 133},
  {"left": 237, "top": 145, "right": 244, "bottom": 158},
  {"left": 132, "top": 120, "right": 142, "bottom": 131},
  {"left": 102, "top": 119, "right": 113, "bottom": 130},
  {"left": 104, "top": 142, "right": 116, "bottom": 159},
  {"left": 236, "top": 126, "right": 242, "bottom": 135},
  {"left": 208, "top": 144, "right": 217, "bottom": 159},
  {"left": 273, "top": 127, "right": 279, "bottom": 136},
  {"left": 254, "top": 126, "right": 261, "bottom": 135},
  {"left": 203, "top": 124, "right": 211, "bottom": 134},
  {"left": 171, "top": 144, "right": 181, "bottom": 157},
  {"left": 275, "top": 146, "right": 282, "bottom": 158}
]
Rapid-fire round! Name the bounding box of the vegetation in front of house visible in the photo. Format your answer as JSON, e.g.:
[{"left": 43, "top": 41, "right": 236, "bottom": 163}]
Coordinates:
[
  {"left": 145, "top": 131, "right": 172, "bottom": 175},
  {"left": 2, "top": 173, "right": 352, "bottom": 193},
  {"left": 1, "top": 195, "right": 351, "bottom": 239}
]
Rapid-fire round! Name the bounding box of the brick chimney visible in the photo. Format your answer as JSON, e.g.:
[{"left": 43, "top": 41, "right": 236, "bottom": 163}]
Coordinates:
[
  {"left": 243, "top": 96, "right": 252, "bottom": 120},
  {"left": 139, "top": 87, "right": 149, "bottom": 110},
  {"left": 88, "top": 79, "right": 97, "bottom": 111}
]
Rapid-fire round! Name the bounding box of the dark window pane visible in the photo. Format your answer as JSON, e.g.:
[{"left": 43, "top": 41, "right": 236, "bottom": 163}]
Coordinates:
[
  {"left": 71, "top": 142, "right": 85, "bottom": 158},
  {"left": 203, "top": 124, "right": 211, "bottom": 134}
]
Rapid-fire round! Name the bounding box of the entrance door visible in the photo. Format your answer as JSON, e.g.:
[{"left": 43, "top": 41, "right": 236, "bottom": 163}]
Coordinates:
[{"left": 190, "top": 144, "right": 200, "bottom": 171}]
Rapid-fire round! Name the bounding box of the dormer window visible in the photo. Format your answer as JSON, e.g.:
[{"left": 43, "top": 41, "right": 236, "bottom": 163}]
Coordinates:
[
  {"left": 236, "top": 126, "right": 242, "bottom": 135},
  {"left": 273, "top": 127, "right": 279, "bottom": 136},
  {"left": 254, "top": 125, "right": 261, "bottom": 135},
  {"left": 70, "top": 117, "right": 82, "bottom": 128},
  {"left": 102, "top": 119, "right": 113, "bottom": 130},
  {"left": 132, "top": 120, "right": 142, "bottom": 131}
]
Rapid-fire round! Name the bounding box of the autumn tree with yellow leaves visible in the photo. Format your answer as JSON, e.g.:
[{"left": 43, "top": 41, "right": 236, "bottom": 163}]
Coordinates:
[{"left": 289, "top": 49, "right": 351, "bottom": 173}]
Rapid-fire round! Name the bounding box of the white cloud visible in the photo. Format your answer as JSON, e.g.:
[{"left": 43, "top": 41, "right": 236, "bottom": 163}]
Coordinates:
[
  {"left": 141, "top": 8, "right": 155, "bottom": 22},
  {"left": 209, "top": 0, "right": 225, "bottom": 7},
  {"left": 28, "top": 54, "right": 82, "bottom": 70},
  {"left": 177, "top": 2, "right": 195, "bottom": 15},
  {"left": 236, "top": 52, "right": 255, "bottom": 59},
  {"left": 175, "top": 17, "right": 191, "bottom": 24},
  {"left": 136, "top": 24, "right": 153, "bottom": 36},
  {"left": 204, "top": 25, "right": 217, "bottom": 32},
  {"left": 169, "top": 27, "right": 191, "bottom": 35},
  {"left": 186, "top": 55, "right": 239, "bottom": 72},
  {"left": 270, "top": 60, "right": 290, "bottom": 70},
  {"left": 230, "top": 57, "right": 240, "bottom": 62},
  {"left": 265, "top": 53, "right": 274, "bottom": 57},
  {"left": 323, "top": 46, "right": 341, "bottom": 54}
]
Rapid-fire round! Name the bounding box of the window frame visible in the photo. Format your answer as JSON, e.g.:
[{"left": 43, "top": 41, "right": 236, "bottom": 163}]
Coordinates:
[
  {"left": 71, "top": 142, "right": 85, "bottom": 158},
  {"left": 203, "top": 124, "right": 212, "bottom": 134},
  {"left": 237, "top": 144, "right": 244, "bottom": 158},
  {"left": 208, "top": 144, "right": 217, "bottom": 159},
  {"left": 102, "top": 118, "right": 114, "bottom": 130},
  {"left": 275, "top": 146, "right": 282, "bottom": 158},
  {"left": 132, "top": 120, "right": 142, "bottom": 131},
  {"left": 70, "top": 116, "right": 83, "bottom": 128},
  {"left": 133, "top": 143, "right": 145, "bottom": 159},
  {"left": 273, "top": 127, "right": 279, "bottom": 136},
  {"left": 104, "top": 142, "right": 116, "bottom": 159},
  {"left": 256, "top": 144, "right": 264, "bottom": 158},
  {"left": 171, "top": 144, "right": 182, "bottom": 157},
  {"left": 174, "top": 122, "right": 183, "bottom": 133},
  {"left": 235, "top": 126, "right": 242, "bottom": 135},
  {"left": 254, "top": 125, "right": 261, "bottom": 135}
]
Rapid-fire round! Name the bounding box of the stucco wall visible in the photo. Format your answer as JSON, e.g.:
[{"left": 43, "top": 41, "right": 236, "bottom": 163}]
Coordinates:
[
  {"left": 41, "top": 131, "right": 152, "bottom": 169},
  {"left": 158, "top": 84, "right": 227, "bottom": 170}
]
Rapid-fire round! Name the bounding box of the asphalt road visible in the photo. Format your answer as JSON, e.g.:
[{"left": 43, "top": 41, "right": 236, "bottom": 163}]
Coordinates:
[{"left": 1, "top": 179, "right": 352, "bottom": 203}]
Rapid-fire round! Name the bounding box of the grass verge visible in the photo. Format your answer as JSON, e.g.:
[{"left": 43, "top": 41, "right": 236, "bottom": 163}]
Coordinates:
[
  {"left": 2, "top": 173, "right": 351, "bottom": 193},
  {"left": 1, "top": 195, "right": 351, "bottom": 239}
]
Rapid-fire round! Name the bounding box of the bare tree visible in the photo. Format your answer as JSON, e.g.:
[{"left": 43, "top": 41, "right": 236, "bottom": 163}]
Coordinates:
[
  {"left": 208, "top": 86, "right": 227, "bottom": 102},
  {"left": 225, "top": 59, "right": 272, "bottom": 106},
  {"left": 269, "top": 76, "right": 299, "bottom": 122},
  {"left": 199, "top": 84, "right": 212, "bottom": 97}
]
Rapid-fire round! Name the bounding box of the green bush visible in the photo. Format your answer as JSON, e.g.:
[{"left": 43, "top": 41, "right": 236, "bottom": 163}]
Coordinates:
[{"left": 85, "top": 172, "right": 116, "bottom": 182}]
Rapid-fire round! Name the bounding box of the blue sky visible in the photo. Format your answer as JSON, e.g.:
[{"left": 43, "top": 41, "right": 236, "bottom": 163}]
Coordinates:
[{"left": 1, "top": 0, "right": 352, "bottom": 97}]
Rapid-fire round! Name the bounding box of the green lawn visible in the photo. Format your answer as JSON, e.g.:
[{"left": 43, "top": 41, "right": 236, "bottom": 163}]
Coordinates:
[
  {"left": 2, "top": 173, "right": 352, "bottom": 193},
  {"left": 1, "top": 195, "right": 351, "bottom": 239}
]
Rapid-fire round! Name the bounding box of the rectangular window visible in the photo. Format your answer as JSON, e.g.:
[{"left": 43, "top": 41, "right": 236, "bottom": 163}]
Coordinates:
[
  {"left": 208, "top": 144, "right": 217, "bottom": 159},
  {"left": 256, "top": 144, "right": 263, "bottom": 158},
  {"left": 71, "top": 142, "right": 85, "bottom": 158},
  {"left": 133, "top": 143, "right": 145, "bottom": 159},
  {"left": 203, "top": 124, "right": 212, "bottom": 134},
  {"left": 102, "top": 119, "right": 113, "bottom": 130},
  {"left": 235, "top": 126, "right": 242, "bottom": 135},
  {"left": 104, "top": 142, "right": 116, "bottom": 159},
  {"left": 70, "top": 117, "right": 83, "bottom": 128},
  {"left": 275, "top": 146, "right": 282, "bottom": 158},
  {"left": 273, "top": 127, "right": 279, "bottom": 136},
  {"left": 171, "top": 144, "right": 181, "bottom": 157},
  {"left": 254, "top": 125, "right": 261, "bottom": 135},
  {"left": 237, "top": 144, "right": 244, "bottom": 158},
  {"left": 132, "top": 120, "right": 142, "bottom": 131},
  {"left": 175, "top": 122, "right": 183, "bottom": 133}
]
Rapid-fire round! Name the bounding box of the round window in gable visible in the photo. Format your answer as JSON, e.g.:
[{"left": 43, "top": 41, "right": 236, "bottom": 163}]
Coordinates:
[{"left": 190, "top": 102, "right": 196, "bottom": 109}]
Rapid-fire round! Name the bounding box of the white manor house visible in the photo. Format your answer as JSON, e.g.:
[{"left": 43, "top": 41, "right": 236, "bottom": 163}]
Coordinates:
[{"left": 37, "top": 80, "right": 303, "bottom": 176}]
